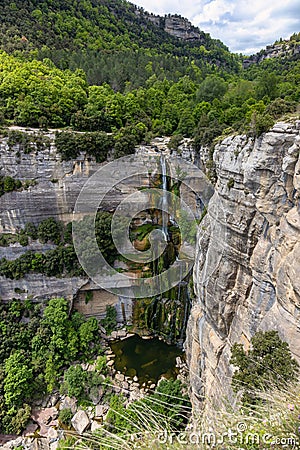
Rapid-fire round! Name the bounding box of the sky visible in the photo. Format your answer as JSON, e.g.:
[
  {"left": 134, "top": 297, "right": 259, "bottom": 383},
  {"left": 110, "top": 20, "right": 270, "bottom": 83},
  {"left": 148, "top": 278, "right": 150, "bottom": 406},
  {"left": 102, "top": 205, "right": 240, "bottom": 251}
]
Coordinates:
[{"left": 133, "top": 0, "right": 300, "bottom": 55}]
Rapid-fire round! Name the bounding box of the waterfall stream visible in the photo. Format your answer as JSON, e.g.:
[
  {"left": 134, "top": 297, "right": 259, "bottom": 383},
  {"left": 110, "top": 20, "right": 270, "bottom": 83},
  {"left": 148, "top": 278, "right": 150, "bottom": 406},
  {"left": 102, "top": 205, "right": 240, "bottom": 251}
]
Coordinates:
[{"left": 160, "top": 154, "right": 169, "bottom": 241}]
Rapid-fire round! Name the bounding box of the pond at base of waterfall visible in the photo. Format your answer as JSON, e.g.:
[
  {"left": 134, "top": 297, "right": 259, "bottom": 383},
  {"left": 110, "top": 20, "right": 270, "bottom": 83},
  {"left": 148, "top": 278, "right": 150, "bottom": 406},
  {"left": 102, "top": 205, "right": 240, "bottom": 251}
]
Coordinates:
[{"left": 110, "top": 334, "right": 183, "bottom": 385}]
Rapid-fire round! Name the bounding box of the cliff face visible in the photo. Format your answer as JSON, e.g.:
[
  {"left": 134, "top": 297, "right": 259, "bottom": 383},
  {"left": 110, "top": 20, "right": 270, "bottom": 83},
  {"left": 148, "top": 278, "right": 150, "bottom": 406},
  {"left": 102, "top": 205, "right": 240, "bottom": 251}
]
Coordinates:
[
  {"left": 0, "top": 128, "right": 141, "bottom": 233},
  {"left": 243, "top": 41, "right": 300, "bottom": 67},
  {"left": 186, "top": 121, "right": 300, "bottom": 411},
  {"left": 144, "top": 13, "right": 206, "bottom": 42}
]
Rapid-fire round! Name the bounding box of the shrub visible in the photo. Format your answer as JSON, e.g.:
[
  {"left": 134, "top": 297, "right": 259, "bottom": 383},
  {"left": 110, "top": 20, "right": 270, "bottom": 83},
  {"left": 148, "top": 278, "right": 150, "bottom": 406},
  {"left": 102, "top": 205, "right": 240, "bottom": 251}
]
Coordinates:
[
  {"left": 249, "top": 111, "right": 274, "bottom": 137},
  {"left": 95, "top": 355, "right": 107, "bottom": 375},
  {"left": 101, "top": 306, "right": 117, "bottom": 335},
  {"left": 58, "top": 408, "right": 73, "bottom": 427},
  {"left": 18, "top": 233, "right": 29, "bottom": 247},
  {"left": 0, "top": 176, "right": 22, "bottom": 196},
  {"left": 167, "top": 134, "right": 184, "bottom": 151},
  {"left": 37, "top": 217, "right": 61, "bottom": 244},
  {"left": 230, "top": 330, "right": 299, "bottom": 406},
  {"left": 55, "top": 131, "right": 114, "bottom": 162},
  {"left": 24, "top": 222, "right": 37, "bottom": 240}
]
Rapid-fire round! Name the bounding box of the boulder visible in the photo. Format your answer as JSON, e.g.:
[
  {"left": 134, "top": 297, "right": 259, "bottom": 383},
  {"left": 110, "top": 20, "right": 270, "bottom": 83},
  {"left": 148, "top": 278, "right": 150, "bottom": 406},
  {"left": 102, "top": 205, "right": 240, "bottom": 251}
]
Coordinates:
[
  {"left": 71, "top": 410, "right": 90, "bottom": 435},
  {"left": 91, "top": 420, "right": 102, "bottom": 432},
  {"left": 95, "top": 404, "right": 109, "bottom": 418},
  {"left": 59, "top": 396, "right": 77, "bottom": 414}
]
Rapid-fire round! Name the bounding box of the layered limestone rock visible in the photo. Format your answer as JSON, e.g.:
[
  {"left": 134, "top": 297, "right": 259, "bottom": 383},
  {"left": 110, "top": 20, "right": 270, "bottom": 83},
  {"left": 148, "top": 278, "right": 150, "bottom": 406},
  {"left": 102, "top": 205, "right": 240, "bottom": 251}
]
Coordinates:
[
  {"left": 0, "top": 274, "right": 87, "bottom": 302},
  {"left": 164, "top": 16, "right": 204, "bottom": 41},
  {"left": 0, "top": 127, "right": 148, "bottom": 232},
  {"left": 139, "top": 12, "right": 205, "bottom": 42},
  {"left": 186, "top": 121, "right": 300, "bottom": 412},
  {"left": 243, "top": 41, "right": 300, "bottom": 67}
]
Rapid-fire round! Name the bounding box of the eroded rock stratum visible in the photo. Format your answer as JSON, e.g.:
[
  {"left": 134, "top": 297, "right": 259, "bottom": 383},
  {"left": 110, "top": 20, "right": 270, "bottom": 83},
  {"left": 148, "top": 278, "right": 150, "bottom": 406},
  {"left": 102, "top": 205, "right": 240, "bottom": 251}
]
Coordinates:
[{"left": 186, "top": 121, "right": 300, "bottom": 412}]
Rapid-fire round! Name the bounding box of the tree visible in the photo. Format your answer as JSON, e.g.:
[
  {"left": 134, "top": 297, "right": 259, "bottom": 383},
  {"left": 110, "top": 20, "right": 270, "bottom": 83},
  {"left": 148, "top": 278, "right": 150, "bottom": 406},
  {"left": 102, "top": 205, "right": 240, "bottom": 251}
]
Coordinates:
[
  {"left": 196, "top": 75, "right": 227, "bottom": 103},
  {"left": 79, "top": 317, "right": 99, "bottom": 351},
  {"left": 37, "top": 218, "right": 61, "bottom": 244},
  {"left": 249, "top": 111, "right": 274, "bottom": 137},
  {"left": 256, "top": 72, "right": 278, "bottom": 100},
  {"left": 230, "top": 331, "right": 299, "bottom": 406},
  {"left": 61, "top": 365, "right": 86, "bottom": 399},
  {"left": 4, "top": 351, "right": 33, "bottom": 409}
]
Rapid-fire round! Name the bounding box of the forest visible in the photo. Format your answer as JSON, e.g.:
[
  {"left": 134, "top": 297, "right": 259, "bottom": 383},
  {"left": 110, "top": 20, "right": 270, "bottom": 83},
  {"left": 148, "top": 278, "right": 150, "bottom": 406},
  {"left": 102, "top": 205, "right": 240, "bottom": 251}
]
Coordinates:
[
  {"left": 0, "top": 48, "right": 300, "bottom": 149},
  {"left": 0, "top": 0, "right": 299, "bottom": 146}
]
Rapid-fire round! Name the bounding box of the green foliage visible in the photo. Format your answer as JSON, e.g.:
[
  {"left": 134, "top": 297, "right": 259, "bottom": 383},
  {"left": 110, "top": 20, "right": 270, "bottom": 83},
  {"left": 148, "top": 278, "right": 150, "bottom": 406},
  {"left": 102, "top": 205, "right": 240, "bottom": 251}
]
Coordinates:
[
  {"left": 105, "top": 379, "right": 190, "bottom": 436},
  {"left": 37, "top": 217, "right": 62, "bottom": 244},
  {"left": 61, "top": 361, "right": 107, "bottom": 403},
  {"left": 0, "top": 212, "right": 123, "bottom": 279},
  {"left": 55, "top": 131, "right": 114, "bottom": 162},
  {"left": 230, "top": 330, "right": 299, "bottom": 406},
  {"left": 0, "top": 297, "right": 103, "bottom": 433},
  {"left": 4, "top": 351, "right": 33, "bottom": 409},
  {"left": 24, "top": 222, "right": 37, "bottom": 240},
  {"left": 61, "top": 365, "right": 86, "bottom": 398},
  {"left": 0, "top": 3, "right": 298, "bottom": 148},
  {"left": 0, "top": 0, "right": 239, "bottom": 90},
  {"left": 0, "top": 51, "right": 88, "bottom": 127},
  {"left": 79, "top": 317, "right": 99, "bottom": 351},
  {"left": 7, "top": 130, "right": 50, "bottom": 153},
  {"left": 58, "top": 407, "right": 73, "bottom": 427},
  {"left": 249, "top": 111, "right": 274, "bottom": 137},
  {"left": 255, "top": 72, "right": 278, "bottom": 100},
  {"left": 145, "top": 379, "right": 190, "bottom": 428},
  {"left": 0, "top": 176, "right": 23, "bottom": 197},
  {"left": 95, "top": 355, "right": 107, "bottom": 375},
  {"left": 196, "top": 75, "right": 227, "bottom": 102},
  {"left": 167, "top": 134, "right": 184, "bottom": 151},
  {"left": 4, "top": 403, "right": 31, "bottom": 435},
  {"left": 101, "top": 305, "right": 117, "bottom": 335}
]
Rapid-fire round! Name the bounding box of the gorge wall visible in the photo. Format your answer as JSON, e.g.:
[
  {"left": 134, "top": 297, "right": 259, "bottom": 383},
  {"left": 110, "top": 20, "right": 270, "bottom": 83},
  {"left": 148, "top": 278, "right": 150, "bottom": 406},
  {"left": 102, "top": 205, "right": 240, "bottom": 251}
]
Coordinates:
[
  {"left": 0, "top": 131, "right": 195, "bottom": 340},
  {"left": 186, "top": 120, "right": 300, "bottom": 412},
  {"left": 1, "top": 123, "right": 300, "bottom": 412}
]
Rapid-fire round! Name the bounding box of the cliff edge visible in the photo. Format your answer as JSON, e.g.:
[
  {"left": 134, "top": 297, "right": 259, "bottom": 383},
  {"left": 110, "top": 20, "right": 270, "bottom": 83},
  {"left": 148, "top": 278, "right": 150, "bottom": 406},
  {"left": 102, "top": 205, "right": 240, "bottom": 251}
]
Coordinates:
[{"left": 186, "top": 121, "right": 300, "bottom": 411}]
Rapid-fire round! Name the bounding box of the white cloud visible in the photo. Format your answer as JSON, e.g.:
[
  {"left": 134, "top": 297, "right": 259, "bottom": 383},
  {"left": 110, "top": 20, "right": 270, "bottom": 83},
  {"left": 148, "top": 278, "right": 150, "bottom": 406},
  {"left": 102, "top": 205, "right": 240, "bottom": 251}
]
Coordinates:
[{"left": 133, "top": 0, "right": 300, "bottom": 54}]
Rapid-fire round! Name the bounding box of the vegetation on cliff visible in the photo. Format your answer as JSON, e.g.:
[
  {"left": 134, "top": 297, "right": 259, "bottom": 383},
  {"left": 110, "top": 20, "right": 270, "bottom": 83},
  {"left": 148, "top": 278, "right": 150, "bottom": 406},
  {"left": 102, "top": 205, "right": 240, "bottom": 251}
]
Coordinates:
[
  {"left": 0, "top": 0, "right": 300, "bottom": 442},
  {"left": 0, "top": 0, "right": 239, "bottom": 88},
  {"left": 54, "top": 333, "right": 300, "bottom": 449},
  {"left": 230, "top": 331, "right": 299, "bottom": 406},
  {"left": 0, "top": 1, "right": 299, "bottom": 146},
  {"left": 0, "top": 297, "right": 103, "bottom": 434},
  {"left": 0, "top": 214, "right": 118, "bottom": 279}
]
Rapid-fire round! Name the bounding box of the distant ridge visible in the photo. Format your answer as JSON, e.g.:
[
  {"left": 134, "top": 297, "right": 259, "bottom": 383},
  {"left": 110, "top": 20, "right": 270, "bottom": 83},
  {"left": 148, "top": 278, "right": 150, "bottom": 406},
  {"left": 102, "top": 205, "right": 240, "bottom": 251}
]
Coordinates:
[{"left": 243, "top": 33, "right": 300, "bottom": 67}]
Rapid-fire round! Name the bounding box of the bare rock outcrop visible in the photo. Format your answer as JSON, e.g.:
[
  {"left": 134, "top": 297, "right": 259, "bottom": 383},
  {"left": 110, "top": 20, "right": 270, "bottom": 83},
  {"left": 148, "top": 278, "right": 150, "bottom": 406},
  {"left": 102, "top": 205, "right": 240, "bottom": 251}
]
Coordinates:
[
  {"left": 243, "top": 41, "right": 300, "bottom": 67},
  {"left": 186, "top": 121, "right": 300, "bottom": 412}
]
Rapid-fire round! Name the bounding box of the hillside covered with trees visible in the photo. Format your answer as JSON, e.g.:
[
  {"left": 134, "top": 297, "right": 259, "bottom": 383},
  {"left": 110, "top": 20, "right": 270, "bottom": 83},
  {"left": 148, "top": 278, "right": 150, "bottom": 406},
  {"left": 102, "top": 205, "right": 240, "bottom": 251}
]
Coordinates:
[
  {"left": 0, "top": 0, "right": 299, "bottom": 145},
  {"left": 0, "top": 0, "right": 239, "bottom": 88}
]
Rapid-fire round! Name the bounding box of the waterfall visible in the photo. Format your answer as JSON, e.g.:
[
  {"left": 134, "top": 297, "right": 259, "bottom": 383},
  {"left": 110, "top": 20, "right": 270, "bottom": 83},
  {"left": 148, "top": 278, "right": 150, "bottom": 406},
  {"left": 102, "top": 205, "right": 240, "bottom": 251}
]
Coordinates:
[
  {"left": 160, "top": 154, "right": 169, "bottom": 241},
  {"left": 179, "top": 284, "right": 191, "bottom": 342}
]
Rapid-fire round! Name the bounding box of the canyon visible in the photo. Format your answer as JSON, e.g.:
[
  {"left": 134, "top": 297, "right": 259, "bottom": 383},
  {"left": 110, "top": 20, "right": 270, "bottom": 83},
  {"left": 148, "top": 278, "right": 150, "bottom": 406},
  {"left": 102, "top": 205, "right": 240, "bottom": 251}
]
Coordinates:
[{"left": 1, "top": 120, "right": 300, "bottom": 423}]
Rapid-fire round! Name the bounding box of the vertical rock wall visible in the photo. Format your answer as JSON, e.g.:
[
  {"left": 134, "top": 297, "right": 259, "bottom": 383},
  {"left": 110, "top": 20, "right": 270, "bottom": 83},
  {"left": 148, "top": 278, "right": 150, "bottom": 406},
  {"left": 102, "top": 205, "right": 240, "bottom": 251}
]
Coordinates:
[{"left": 186, "top": 121, "right": 300, "bottom": 411}]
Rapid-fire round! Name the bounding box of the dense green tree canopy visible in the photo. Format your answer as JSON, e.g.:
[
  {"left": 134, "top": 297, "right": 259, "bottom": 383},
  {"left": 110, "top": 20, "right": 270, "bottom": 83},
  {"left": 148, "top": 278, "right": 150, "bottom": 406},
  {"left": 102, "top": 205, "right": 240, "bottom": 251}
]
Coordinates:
[{"left": 0, "top": 297, "right": 103, "bottom": 433}]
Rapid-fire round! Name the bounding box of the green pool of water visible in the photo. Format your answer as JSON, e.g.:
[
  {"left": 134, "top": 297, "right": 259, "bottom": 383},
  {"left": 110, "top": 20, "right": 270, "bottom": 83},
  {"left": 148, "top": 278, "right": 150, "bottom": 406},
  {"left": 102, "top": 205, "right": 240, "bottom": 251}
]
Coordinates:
[{"left": 110, "top": 334, "right": 183, "bottom": 385}]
